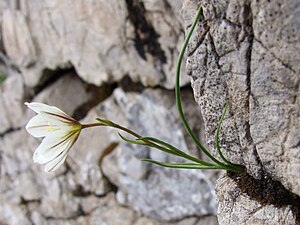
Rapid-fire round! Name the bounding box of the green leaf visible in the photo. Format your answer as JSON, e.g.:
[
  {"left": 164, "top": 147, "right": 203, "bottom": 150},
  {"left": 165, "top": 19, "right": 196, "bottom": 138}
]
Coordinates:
[
  {"left": 118, "top": 133, "right": 146, "bottom": 145},
  {"left": 96, "top": 118, "right": 116, "bottom": 127},
  {"left": 119, "top": 134, "right": 191, "bottom": 158},
  {"left": 139, "top": 137, "right": 214, "bottom": 166},
  {"left": 142, "top": 159, "right": 221, "bottom": 170},
  {"left": 0, "top": 72, "right": 6, "bottom": 85},
  {"left": 215, "top": 102, "right": 232, "bottom": 164}
]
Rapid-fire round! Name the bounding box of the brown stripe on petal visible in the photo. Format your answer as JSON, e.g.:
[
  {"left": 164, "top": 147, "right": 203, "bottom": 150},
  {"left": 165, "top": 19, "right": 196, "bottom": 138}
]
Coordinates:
[
  {"left": 48, "top": 132, "right": 73, "bottom": 150},
  {"left": 47, "top": 129, "right": 81, "bottom": 151},
  {"left": 43, "top": 111, "right": 78, "bottom": 124},
  {"left": 46, "top": 132, "right": 80, "bottom": 172},
  {"left": 47, "top": 151, "right": 67, "bottom": 172}
]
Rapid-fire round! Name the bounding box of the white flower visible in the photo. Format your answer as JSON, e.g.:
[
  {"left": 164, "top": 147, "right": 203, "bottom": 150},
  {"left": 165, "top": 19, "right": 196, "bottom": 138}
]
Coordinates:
[{"left": 25, "top": 102, "right": 82, "bottom": 172}]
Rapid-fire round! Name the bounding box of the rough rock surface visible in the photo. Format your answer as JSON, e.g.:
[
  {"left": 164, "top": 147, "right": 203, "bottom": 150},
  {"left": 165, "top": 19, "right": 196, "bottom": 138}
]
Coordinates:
[
  {"left": 1, "top": 0, "right": 187, "bottom": 89},
  {"left": 216, "top": 175, "right": 297, "bottom": 225},
  {"left": 0, "top": 75, "right": 219, "bottom": 224},
  {"left": 99, "top": 88, "right": 216, "bottom": 220},
  {"left": 182, "top": 0, "right": 300, "bottom": 224},
  {"left": 0, "top": 1, "right": 223, "bottom": 224}
]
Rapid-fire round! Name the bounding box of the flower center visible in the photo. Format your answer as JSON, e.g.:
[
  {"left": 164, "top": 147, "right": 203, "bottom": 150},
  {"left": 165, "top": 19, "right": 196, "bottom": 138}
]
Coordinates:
[{"left": 46, "top": 122, "right": 60, "bottom": 132}]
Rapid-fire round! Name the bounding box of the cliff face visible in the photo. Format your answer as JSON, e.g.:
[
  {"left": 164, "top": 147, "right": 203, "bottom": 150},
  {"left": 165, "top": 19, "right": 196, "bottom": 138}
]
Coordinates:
[
  {"left": 0, "top": 1, "right": 219, "bottom": 225},
  {"left": 2, "top": 0, "right": 185, "bottom": 89},
  {"left": 182, "top": 0, "right": 300, "bottom": 224},
  {"left": 1, "top": 0, "right": 299, "bottom": 224}
]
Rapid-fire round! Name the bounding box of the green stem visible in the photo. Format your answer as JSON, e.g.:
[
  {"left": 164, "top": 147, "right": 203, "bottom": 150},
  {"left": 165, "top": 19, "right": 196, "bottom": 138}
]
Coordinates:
[{"left": 82, "top": 123, "right": 105, "bottom": 129}]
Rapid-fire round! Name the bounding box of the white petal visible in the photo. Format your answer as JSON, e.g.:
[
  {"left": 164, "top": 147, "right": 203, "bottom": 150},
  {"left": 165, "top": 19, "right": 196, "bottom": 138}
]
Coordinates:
[
  {"left": 25, "top": 102, "right": 75, "bottom": 123},
  {"left": 25, "top": 102, "right": 66, "bottom": 115},
  {"left": 26, "top": 114, "right": 61, "bottom": 138},
  {"left": 44, "top": 151, "right": 68, "bottom": 172},
  {"left": 44, "top": 133, "right": 79, "bottom": 172},
  {"left": 39, "top": 111, "right": 78, "bottom": 126},
  {"left": 33, "top": 130, "right": 78, "bottom": 164},
  {"left": 38, "top": 113, "right": 75, "bottom": 131}
]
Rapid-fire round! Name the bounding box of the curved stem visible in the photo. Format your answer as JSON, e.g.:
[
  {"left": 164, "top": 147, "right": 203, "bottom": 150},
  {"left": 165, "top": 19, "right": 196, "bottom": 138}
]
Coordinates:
[{"left": 175, "top": 7, "right": 225, "bottom": 166}]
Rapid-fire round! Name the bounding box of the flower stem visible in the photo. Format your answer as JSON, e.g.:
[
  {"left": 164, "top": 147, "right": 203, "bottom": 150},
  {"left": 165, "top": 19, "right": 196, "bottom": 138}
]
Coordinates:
[
  {"left": 82, "top": 121, "right": 140, "bottom": 138},
  {"left": 81, "top": 123, "right": 105, "bottom": 129}
]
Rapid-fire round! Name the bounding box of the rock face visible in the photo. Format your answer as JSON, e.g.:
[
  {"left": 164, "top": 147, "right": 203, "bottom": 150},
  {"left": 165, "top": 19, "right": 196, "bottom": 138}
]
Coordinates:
[
  {"left": 216, "top": 174, "right": 297, "bottom": 225},
  {"left": 1, "top": 0, "right": 298, "bottom": 224},
  {"left": 182, "top": 0, "right": 300, "bottom": 224},
  {"left": 99, "top": 88, "right": 216, "bottom": 220},
  {"left": 0, "top": 1, "right": 221, "bottom": 224},
  {"left": 2, "top": 0, "right": 187, "bottom": 89}
]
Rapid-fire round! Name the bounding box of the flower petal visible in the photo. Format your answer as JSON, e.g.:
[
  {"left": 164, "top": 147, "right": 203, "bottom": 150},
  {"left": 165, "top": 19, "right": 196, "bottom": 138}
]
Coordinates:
[
  {"left": 26, "top": 114, "right": 61, "bottom": 138},
  {"left": 25, "top": 102, "right": 75, "bottom": 123},
  {"left": 44, "top": 132, "right": 80, "bottom": 172},
  {"left": 33, "top": 130, "right": 79, "bottom": 164},
  {"left": 44, "top": 151, "right": 68, "bottom": 172}
]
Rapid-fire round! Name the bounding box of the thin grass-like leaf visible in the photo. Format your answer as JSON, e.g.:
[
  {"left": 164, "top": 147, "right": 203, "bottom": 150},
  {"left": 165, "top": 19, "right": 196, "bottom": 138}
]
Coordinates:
[
  {"left": 96, "top": 118, "right": 115, "bottom": 127},
  {"left": 139, "top": 137, "right": 214, "bottom": 166},
  {"left": 215, "top": 102, "right": 231, "bottom": 164},
  {"left": 118, "top": 133, "right": 147, "bottom": 145},
  {"left": 142, "top": 159, "right": 221, "bottom": 170},
  {"left": 119, "top": 133, "right": 184, "bottom": 157}
]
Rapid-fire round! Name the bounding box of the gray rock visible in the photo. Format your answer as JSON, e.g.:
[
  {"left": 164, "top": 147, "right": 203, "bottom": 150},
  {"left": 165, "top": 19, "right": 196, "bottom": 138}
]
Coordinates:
[
  {"left": 32, "top": 72, "right": 93, "bottom": 116},
  {"left": 1, "top": 0, "right": 186, "bottom": 88},
  {"left": 0, "top": 92, "right": 11, "bottom": 134},
  {"left": 0, "top": 71, "right": 26, "bottom": 133},
  {"left": 88, "top": 193, "right": 136, "bottom": 225},
  {"left": 182, "top": 0, "right": 300, "bottom": 224},
  {"left": 2, "top": 9, "right": 37, "bottom": 68},
  {"left": 100, "top": 88, "right": 216, "bottom": 221},
  {"left": 250, "top": 0, "right": 300, "bottom": 196},
  {"left": 216, "top": 175, "right": 297, "bottom": 225},
  {"left": 0, "top": 1, "right": 224, "bottom": 224}
]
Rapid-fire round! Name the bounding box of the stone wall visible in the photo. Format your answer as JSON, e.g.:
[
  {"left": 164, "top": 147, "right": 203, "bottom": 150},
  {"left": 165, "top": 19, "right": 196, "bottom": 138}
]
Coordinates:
[
  {"left": 0, "top": 1, "right": 219, "bottom": 225},
  {"left": 182, "top": 0, "right": 300, "bottom": 224},
  {"left": 1, "top": 0, "right": 298, "bottom": 224}
]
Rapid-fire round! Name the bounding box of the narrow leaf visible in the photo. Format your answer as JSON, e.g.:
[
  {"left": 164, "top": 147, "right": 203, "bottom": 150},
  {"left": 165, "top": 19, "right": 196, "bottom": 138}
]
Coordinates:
[
  {"left": 215, "top": 102, "right": 231, "bottom": 164},
  {"left": 119, "top": 134, "right": 189, "bottom": 157},
  {"left": 118, "top": 133, "right": 146, "bottom": 145},
  {"left": 96, "top": 118, "right": 116, "bottom": 127},
  {"left": 139, "top": 137, "right": 213, "bottom": 166},
  {"left": 142, "top": 159, "right": 221, "bottom": 170}
]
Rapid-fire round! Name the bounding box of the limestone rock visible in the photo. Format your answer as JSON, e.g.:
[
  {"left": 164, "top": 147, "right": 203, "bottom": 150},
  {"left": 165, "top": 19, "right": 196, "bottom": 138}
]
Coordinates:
[
  {"left": 0, "top": 71, "right": 26, "bottom": 133},
  {"left": 182, "top": 0, "right": 300, "bottom": 194},
  {"left": 216, "top": 175, "right": 297, "bottom": 225},
  {"left": 250, "top": 0, "right": 300, "bottom": 197},
  {"left": 0, "top": 0, "right": 222, "bottom": 223},
  {"left": 182, "top": 0, "right": 300, "bottom": 224},
  {"left": 99, "top": 88, "right": 216, "bottom": 221},
  {"left": 31, "top": 72, "right": 93, "bottom": 117},
  {"left": 2, "top": 9, "right": 37, "bottom": 67},
  {"left": 0, "top": 75, "right": 217, "bottom": 224},
  {"left": 1, "top": 0, "right": 186, "bottom": 88}
]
